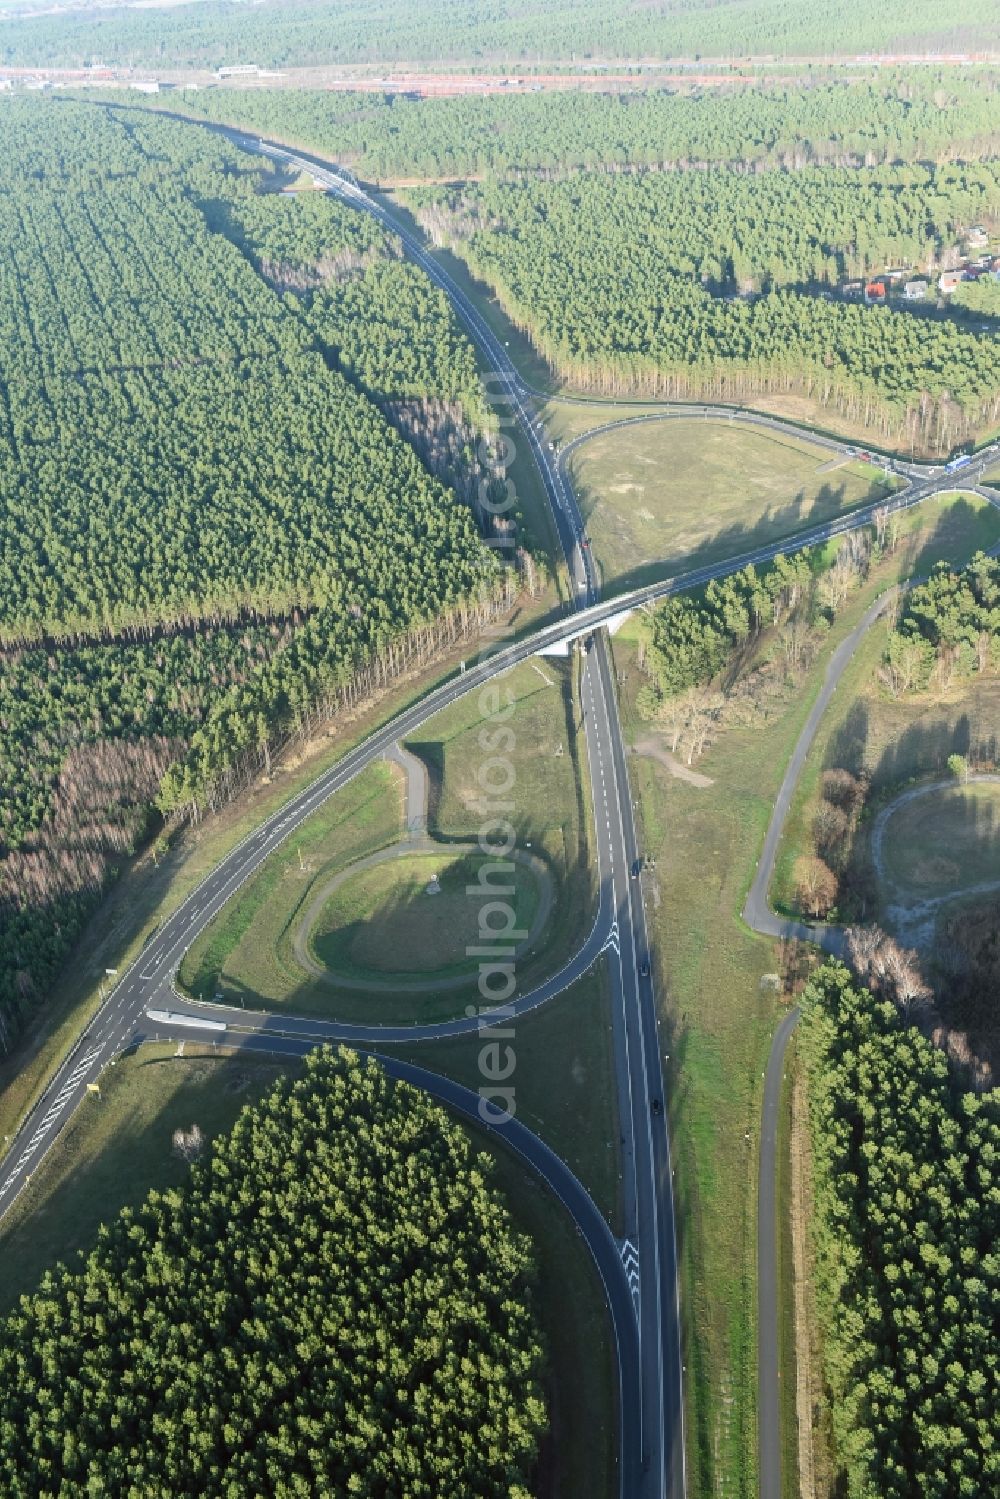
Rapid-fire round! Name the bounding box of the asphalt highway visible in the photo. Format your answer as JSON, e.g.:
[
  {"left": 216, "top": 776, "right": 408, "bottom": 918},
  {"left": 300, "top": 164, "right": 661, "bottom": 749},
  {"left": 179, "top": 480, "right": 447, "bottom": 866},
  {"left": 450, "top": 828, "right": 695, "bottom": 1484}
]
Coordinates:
[
  {"left": 187, "top": 131, "right": 689, "bottom": 1499},
  {"left": 3, "top": 119, "right": 1000, "bottom": 1498}
]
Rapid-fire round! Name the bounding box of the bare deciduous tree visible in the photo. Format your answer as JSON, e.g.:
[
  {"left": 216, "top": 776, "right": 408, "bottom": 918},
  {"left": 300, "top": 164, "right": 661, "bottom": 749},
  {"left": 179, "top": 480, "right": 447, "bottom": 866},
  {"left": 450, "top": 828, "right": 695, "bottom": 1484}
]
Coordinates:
[
  {"left": 794, "top": 855, "right": 838, "bottom": 918},
  {"left": 172, "top": 1124, "right": 205, "bottom": 1163},
  {"left": 872, "top": 505, "right": 889, "bottom": 551},
  {"left": 846, "top": 923, "right": 886, "bottom": 984},
  {"left": 846, "top": 924, "right": 933, "bottom": 1018},
  {"left": 822, "top": 768, "right": 865, "bottom": 811},
  {"left": 813, "top": 801, "right": 849, "bottom": 858},
  {"left": 658, "top": 693, "right": 690, "bottom": 754},
  {"left": 880, "top": 942, "right": 933, "bottom": 1018},
  {"left": 679, "top": 688, "right": 725, "bottom": 765}
]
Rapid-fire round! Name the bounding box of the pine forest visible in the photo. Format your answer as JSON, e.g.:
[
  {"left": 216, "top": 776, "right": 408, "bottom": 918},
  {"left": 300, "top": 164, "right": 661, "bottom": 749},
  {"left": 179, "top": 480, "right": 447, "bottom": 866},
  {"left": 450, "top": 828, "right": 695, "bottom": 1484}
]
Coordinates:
[{"left": 0, "top": 99, "right": 513, "bottom": 1058}]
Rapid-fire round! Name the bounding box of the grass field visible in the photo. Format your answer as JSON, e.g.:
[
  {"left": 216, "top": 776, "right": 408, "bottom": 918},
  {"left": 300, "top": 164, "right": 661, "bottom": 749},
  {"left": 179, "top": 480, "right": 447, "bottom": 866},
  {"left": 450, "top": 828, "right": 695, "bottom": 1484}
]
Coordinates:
[
  {"left": 178, "top": 657, "right": 594, "bottom": 1025},
  {"left": 387, "top": 963, "right": 622, "bottom": 1234},
  {"left": 460, "top": 1119, "right": 617, "bottom": 1499},
  {"left": 0, "top": 1039, "right": 614, "bottom": 1499},
  {"left": 557, "top": 413, "right": 895, "bottom": 592},
  {"left": 610, "top": 491, "right": 1000, "bottom": 1499},
  {"left": 407, "top": 658, "right": 586, "bottom": 858},
  {"left": 878, "top": 782, "right": 1000, "bottom": 898},
  {"left": 310, "top": 849, "right": 545, "bottom": 982},
  {"left": 406, "top": 655, "right": 594, "bottom": 969},
  {"left": 618, "top": 655, "right": 782, "bottom": 1499}
]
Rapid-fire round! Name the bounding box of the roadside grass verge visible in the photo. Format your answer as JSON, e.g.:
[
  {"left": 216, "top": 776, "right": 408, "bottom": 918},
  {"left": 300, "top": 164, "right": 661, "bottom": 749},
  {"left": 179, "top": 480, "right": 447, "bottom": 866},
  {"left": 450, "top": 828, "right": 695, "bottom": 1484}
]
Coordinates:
[
  {"left": 179, "top": 762, "right": 402, "bottom": 1001},
  {"left": 609, "top": 492, "right": 1000, "bottom": 1499},
  {"left": 542, "top": 400, "right": 676, "bottom": 446},
  {"left": 384, "top": 190, "right": 560, "bottom": 400},
  {"left": 377, "top": 961, "right": 623, "bottom": 1499},
  {"left": 0, "top": 192, "right": 572, "bottom": 1159},
  {"left": 785, "top": 1043, "right": 838, "bottom": 1499},
  {"left": 387, "top": 208, "right": 997, "bottom": 462},
  {"left": 384, "top": 962, "right": 623, "bottom": 1234},
  {"left": 556, "top": 413, "right": 896, "bottom": 594},
  {"left": 377, "top": 190, "right": 572, "bottom": 599},
  {"left": 455, "top": 1115, "right": 617, "bottom": 1499},
  {"left": 620, "top": 698, "right": 777, "bottom": 1499},
  {"left": 777, "top": 1039, "right": 798, "bottom": 1499},
  {"left": 0, "top": 1045, "right": 299, "bottom": 1316},
  {"left": 408, "top": 656, "right": 589, "bottom": 893}
]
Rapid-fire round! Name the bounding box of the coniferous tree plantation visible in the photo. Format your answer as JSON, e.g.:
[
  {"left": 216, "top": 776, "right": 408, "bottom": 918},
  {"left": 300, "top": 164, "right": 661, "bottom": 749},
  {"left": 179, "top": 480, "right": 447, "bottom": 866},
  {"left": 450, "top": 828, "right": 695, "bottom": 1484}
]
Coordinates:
[
  {"left": 0, "top": 1049, "right": 548, "bottom": 1496},
  {"left": 799, "top": 963, "right": 1000, "bottom": 1498},
  {"left": 414, "top": 164, "right": 1000, "bottom": 450},
  {"left": 0, "top": 107, "right": 491, "bottom": 646},
  {"left": 0, "top": 0, "right": 996, "bottom": 70},
  {"left": 174, "top": 71, "right": 1000, "bottom": 185},
  {"left": 211, "top": 193, "right": 488, "bottom": 422},
  {"left": 0, "top": 99, "right": 517, "bottom": 1057},
  {"left": 880, "top": 551, "right": 1000, "bottom": 691}
]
